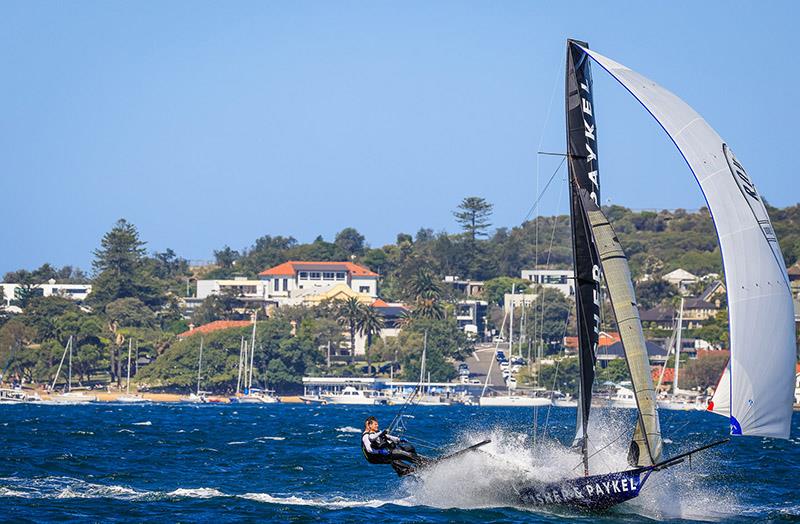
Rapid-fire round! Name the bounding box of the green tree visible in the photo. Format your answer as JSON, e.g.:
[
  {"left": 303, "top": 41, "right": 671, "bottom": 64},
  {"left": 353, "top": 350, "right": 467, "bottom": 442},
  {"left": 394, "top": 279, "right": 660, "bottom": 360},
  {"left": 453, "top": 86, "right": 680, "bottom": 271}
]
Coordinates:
[
  {"left": 681, "top": 353, "right": 729, "bottom": 391},
  {"left": 336, "top": 297, "right": 363, "bottom": 364},
  {"left": 357, "top": 306, "right": 384, "bottom": 374},
  {"left": 481, "top": 277, "right": 529, "bottom": 306},
  {"left": 13, "top": 273, "right": 42, "bottom": 309},
  {"left": 89, "top": 219, "right": 164, "bottom": 309},
  {"left": 453, "top": 197, "right": 493, "bottom": 241},
  {"left": 634, "top": 279, "right": 678, "bottom": 309},
  {"left": 334, "top": 227, "right": 365, "bottom": 258},
  {"left": 213, "top": 246, "right": 240, "bottom": 269}
]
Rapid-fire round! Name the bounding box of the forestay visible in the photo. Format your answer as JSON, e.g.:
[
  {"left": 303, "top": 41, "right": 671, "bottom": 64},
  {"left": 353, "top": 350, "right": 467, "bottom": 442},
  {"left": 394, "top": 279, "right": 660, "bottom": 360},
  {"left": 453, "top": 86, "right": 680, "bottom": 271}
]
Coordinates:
[{"left": 579, "top": 45, "right": 795, "bottom": 439}]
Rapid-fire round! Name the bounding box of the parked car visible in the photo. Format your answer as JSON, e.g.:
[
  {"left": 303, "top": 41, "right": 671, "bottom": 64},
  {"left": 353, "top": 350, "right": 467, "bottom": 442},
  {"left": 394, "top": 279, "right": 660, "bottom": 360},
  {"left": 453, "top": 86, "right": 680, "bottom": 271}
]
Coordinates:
[
  {"left": 511, "top": 357, "right": 526, "bottom": 365},
  {"left": 495, "top": 351, "right": 506, "bottom": 361},
  {"left": 499, "top": 361, "right": 510, "bottom": 370},
  {"left": 502, "top": 370, "right": 511, "bottom": 379},
  {"left": 469, "top": 379, "right": 482, "bottom": 384},
  {"left": 507, "top": 377, "right": 518, "bottom": 389}
]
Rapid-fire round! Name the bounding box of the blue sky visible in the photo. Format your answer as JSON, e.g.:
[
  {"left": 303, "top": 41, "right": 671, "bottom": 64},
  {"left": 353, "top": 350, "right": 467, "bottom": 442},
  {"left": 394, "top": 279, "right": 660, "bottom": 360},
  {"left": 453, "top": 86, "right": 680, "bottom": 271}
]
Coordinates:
[{"left": 2, "top": 1, "right": 798, "bottom": 274}]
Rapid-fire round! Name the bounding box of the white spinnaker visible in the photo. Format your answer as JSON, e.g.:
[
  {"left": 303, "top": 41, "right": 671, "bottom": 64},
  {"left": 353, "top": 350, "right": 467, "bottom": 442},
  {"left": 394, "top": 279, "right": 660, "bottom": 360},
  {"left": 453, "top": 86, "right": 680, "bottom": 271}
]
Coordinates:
[
  {"left": 580, "top": 45, "right": 795, "bottom": 438},
  {"left": 708, "top": 361, "right": 731, "bottom": 417}
]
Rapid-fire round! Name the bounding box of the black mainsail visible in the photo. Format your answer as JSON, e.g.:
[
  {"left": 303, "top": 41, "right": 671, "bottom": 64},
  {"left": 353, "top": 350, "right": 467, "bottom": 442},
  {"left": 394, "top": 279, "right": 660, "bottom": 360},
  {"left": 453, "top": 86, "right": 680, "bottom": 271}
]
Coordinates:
[{"left": 565, "top": 39, "right": 602, "bottom": 474}]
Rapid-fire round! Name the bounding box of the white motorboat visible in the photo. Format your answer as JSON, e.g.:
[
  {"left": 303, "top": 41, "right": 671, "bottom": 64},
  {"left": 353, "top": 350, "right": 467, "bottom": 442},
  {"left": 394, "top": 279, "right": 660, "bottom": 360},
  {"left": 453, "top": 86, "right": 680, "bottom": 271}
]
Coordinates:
[
  {"left": 0, "top": 387, "right": 41, "bottom": 403},
  {"left": 321, "top": 386, "right": 382, "bottom": 405},
  {"left": 606, "top": 385, "right": 638, "bottom": 409},
  {"left": 479, "top": 395, "right": 551, "bottom": 407}
]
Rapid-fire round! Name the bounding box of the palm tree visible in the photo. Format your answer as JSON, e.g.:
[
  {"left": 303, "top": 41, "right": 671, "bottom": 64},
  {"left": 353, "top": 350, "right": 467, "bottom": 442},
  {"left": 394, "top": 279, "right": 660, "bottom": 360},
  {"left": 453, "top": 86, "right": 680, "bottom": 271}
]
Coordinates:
[
  {"left": 408, "top": 268, "right": 445, "bottom": 320},
  {"left": 408, "top": 268, "right": 442, "bottom": 301},
  {"left": 357, "top": 306, "right": 384, "bottom": 375},
  {"left": 413, "top": 297, "right": 445, "bottom": 320},
  {"left": 336, "top": 297, "right": 362, "bottom": 364}
]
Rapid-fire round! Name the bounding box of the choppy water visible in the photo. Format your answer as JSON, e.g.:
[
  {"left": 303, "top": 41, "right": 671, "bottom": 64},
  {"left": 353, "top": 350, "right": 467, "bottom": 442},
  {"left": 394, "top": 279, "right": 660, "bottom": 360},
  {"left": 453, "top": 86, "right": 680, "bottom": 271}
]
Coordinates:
[{"left": 1, "top": 403, "right": 798, "bottom": 522}]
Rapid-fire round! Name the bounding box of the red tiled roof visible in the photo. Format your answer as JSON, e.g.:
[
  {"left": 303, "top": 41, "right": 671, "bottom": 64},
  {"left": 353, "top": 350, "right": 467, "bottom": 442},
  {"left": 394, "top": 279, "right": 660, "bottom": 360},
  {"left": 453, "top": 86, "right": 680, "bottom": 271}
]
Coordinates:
[
  {"left": 258, "top": 261, "right": 378, "bottom": 277},
  {"left": 178, "top": 320, "right": 252, "bottom": 338},
  {"left": 652, "top": 367, "right": 675, "bottom": 384},
  {"left": 563, "top": 332, "right": 620, "bottom": 350},
  {"left": 371, "top": 299, "right": 389, "bottom": 308},
  {"left": 696, "top": 349, "right": 730, "bottom": 359}
]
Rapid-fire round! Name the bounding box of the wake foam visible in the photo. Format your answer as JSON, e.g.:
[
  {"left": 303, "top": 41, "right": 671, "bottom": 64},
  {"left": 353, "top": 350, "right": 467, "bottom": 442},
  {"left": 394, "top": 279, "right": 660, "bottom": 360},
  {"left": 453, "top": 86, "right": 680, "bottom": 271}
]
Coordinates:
[
  {"left": 239, "top": 493, "right": 412, "bottom": 508},
  {"left": 402, "top": 410, "right": 738, "bottom": 521}
]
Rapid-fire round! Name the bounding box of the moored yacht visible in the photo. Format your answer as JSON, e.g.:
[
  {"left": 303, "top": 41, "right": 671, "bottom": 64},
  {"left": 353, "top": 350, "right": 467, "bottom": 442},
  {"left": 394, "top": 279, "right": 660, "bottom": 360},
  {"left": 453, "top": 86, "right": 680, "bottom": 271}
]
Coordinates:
[{"left": 321, "top": 386, "right": 385, "bottom": 405}]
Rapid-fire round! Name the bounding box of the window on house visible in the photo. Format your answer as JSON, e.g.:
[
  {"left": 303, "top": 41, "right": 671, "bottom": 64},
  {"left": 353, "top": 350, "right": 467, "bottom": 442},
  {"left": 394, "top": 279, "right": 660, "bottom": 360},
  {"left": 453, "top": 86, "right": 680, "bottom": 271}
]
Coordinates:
[
  {"left": 359, "top": 286, "right": 370, "bottom": 293},
  {"left": 310, "top": 272, "right": 321, "bottom": 280},
  {"left": 282, "top": 278, "right": 288, "bottom": 291},
  {"left": 336, "top": 272, "right": 346, "bottom": 280},
  {"left": 299, "top": 271, "right": 308, "bottom": 279},
  {"left": 323, "top": 272, "right": 335, "bottom": 280},
  {"left": 273, "top": 279, "right": 279, "bottom": 291}
]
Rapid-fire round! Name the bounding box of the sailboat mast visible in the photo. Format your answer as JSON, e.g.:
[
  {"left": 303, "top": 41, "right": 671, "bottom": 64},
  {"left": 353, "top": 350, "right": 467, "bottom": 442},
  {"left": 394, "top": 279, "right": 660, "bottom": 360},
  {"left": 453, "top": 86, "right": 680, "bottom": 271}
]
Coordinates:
[
  {"left": 197, "top": 337, "right": 204, "bottom": 395},
  {"left": 249, "top": 311, "right": 258, "bottom": 390},
  {"left": 51, "top": 336, "right": 70, "bottom": 392},
  {"left": 67, "top": 336, "right": 72, "bottom": 393},
  {"left": 673, "top": 297, "right": 684, "bottom": 395},
  {"left": 509, "top": 284, "right": 515, "bottom": 359},
  {"left": 566, "top": 39, "right": 602, "bottom": 476},
  {"left": 126, "top": 339, "right": 133, "bottom": 395},
  {"left": 236, "top": 336, "right": 244, "bottom": 395}
]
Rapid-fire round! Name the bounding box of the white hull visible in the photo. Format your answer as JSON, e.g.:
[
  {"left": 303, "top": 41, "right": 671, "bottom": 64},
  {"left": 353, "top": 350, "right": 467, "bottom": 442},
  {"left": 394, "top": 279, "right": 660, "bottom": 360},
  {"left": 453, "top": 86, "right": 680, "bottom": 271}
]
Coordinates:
[
  {"left": 231, "top": 394, "right": 280, "bottom": 404},
  {"left": 45, "top": 392, "right": 96, "bottom": 404},
  {"left": 0, "top": 389, "right": 41, "bottom": 403},
  {"left": 116, "top": 395, "right": 150, "bottom": 403},
  {"left": 479, "top": 396, "right": 551, "bottom": 407},
  {"left": 553, "top": 399, "right": 578, "bottom": 408},
  {"left": 322, "top": 396, "right": 377, "bottom": 405},
  {"left": 657, "top": 399, "right": 706, "bottom": 411}
]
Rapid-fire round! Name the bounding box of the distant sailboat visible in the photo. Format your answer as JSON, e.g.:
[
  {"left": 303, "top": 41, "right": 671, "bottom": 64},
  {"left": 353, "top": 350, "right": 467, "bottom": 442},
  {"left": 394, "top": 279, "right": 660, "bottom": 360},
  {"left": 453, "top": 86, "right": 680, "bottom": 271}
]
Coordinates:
[
  {"left": 47, "top": 336, "right": 96, "bottom": 404},
  {"left": 230, "top": 312, "right": 280, "bottom": 404},
  {"left": 117, "top": 339, "right": 150, "bottom": 403}
]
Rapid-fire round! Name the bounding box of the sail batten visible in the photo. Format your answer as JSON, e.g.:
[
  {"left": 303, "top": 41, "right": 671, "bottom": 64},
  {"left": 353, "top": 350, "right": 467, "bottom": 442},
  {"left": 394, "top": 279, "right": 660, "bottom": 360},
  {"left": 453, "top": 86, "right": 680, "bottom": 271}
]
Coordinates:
[{"left": 578, "top": 45, "right": 796, "bottom": 439}]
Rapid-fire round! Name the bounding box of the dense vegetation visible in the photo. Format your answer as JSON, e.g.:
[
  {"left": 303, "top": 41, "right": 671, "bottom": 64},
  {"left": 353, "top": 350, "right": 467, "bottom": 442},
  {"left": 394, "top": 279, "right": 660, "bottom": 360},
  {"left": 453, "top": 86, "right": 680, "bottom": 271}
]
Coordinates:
[{"left": 1, "top": 200, "right": 798, "bottom": 393}]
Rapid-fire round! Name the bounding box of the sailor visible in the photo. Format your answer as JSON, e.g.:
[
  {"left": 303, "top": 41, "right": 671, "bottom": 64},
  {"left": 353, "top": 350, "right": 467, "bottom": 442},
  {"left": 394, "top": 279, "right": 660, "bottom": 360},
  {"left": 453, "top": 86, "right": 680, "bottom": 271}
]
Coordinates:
[{"left": 361, "top": 416, "right": 425, "bottom": 476}]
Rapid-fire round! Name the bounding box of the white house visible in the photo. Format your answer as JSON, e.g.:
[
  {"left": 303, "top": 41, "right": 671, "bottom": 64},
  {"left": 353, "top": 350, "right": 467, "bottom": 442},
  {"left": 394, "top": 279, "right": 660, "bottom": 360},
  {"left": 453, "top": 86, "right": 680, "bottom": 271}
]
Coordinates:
[
  {"left": 662, "top": 268, "right": 699, "bottom": 292},
  {"left": 504, "top": 292, "right": 538, "bottom": 314},
  {"left": 520, "top": 269, "right": 574, "bottom": 297},
  {"left": 258, "top": 261, "right": 379, "bottom": 305},
  {"left": 195, "top": 277, "right": 266, "bottom": 301},
  {"left": 0, "top": 279, "right": 92, "bottom": 305}
]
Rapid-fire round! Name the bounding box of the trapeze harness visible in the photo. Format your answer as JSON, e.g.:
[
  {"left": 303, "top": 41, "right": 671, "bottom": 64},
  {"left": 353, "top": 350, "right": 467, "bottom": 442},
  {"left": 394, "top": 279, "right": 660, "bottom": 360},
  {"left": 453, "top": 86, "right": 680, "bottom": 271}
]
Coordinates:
[{"left": 361, "top": 429, "right": 399, "bottom": 464}]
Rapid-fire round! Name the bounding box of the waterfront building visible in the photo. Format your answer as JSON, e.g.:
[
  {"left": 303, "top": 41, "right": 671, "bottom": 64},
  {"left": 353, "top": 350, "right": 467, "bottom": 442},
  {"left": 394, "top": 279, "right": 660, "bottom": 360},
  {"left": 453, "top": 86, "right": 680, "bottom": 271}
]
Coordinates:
[
  {"left": 258, "top": 261, "right": 378, "bottom": 305},
  {"left": 455, "top": 300, "right": 488, "bottom": 339},
  {"left": 443, "top": 276, "right": 485, "bottom": 297},
  {"left": 520, "top": 269, "right": 574, "bottom": 297},
  {"left": 0, "top": 278, "right": 92, "bottom": 306}
]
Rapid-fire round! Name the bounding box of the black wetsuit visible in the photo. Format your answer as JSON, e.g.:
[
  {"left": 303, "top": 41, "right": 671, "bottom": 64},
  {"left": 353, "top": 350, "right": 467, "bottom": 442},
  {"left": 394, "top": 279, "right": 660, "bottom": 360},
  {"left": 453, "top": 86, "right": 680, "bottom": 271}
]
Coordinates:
[{"left": 361, "top": 429, "right": 425, "bottom": 476}]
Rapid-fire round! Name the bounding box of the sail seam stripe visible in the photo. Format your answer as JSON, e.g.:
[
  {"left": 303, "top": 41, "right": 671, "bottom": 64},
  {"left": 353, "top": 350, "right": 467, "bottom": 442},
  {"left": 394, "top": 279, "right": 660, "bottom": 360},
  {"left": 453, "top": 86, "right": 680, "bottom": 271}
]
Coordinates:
[{"left": 674, "top": 117, "right": 703, "bottom": 137}]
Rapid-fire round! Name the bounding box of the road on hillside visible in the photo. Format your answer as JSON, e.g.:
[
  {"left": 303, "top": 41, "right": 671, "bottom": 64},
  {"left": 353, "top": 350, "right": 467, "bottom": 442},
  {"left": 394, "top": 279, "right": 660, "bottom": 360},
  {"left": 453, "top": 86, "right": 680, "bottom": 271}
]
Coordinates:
[{"left": 459, "top": 342, "right": 508, "bottom": 390}]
